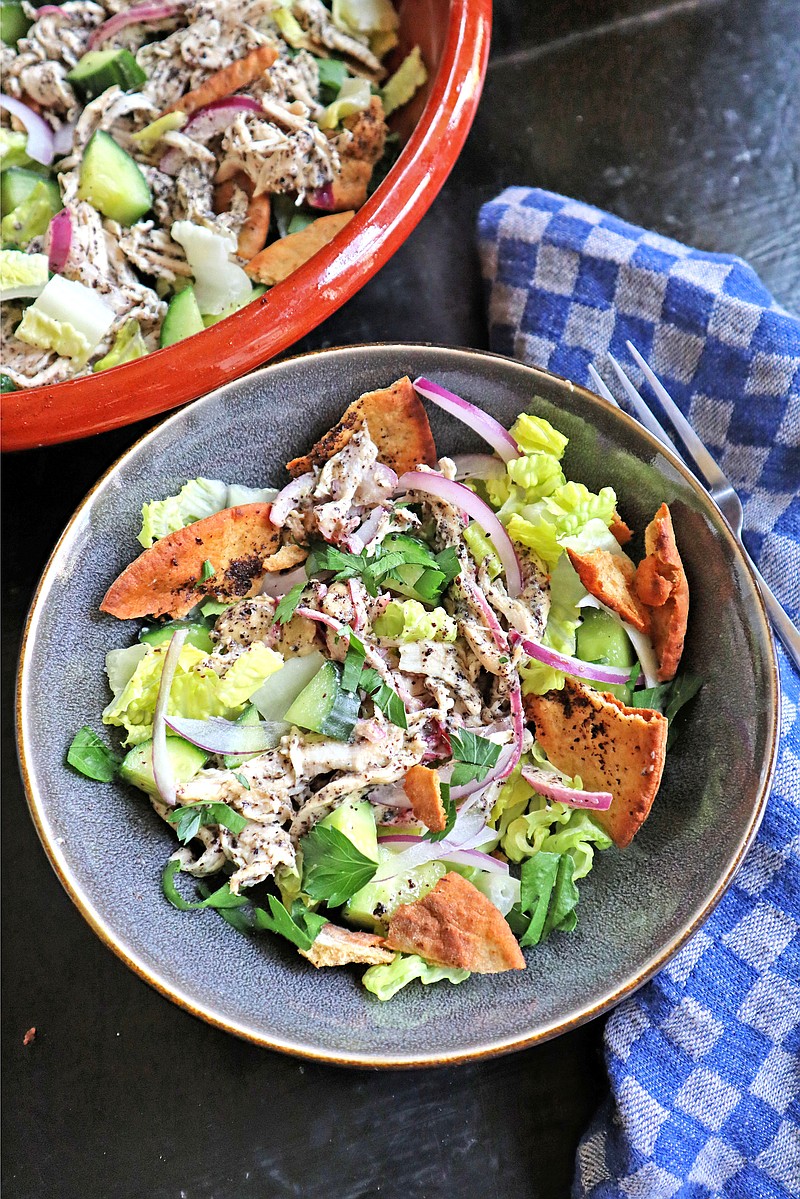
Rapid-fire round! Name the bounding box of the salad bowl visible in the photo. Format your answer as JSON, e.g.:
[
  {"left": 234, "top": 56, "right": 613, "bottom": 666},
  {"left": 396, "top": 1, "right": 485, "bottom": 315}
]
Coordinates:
[
  {"left": 1, "top": 0, "right": 490, "bottom": 451},
  {"left": 16, "top": 344, "right": 779, "bottom": 1066}
]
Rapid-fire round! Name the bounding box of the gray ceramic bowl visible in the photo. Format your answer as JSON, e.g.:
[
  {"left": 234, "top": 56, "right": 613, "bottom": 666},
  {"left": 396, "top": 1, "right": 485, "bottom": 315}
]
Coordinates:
[{"left": 17, "top": 345, "right": 779, "bottom": 1067}]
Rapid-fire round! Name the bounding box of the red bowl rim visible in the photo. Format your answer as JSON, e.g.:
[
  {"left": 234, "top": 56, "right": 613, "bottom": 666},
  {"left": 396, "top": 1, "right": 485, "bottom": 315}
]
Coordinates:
[{"left": 2, "top": 0, "right": 492, "bottom": 451}]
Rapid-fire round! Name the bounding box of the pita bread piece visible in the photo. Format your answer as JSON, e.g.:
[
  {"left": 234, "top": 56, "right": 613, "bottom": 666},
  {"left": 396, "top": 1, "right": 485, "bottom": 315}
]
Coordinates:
[
  {"left": 610, "top": 510, "right": 634, "bottom": 545},
  {"left": 322, "top": 97, "right": 388, "bottom": 210},
  {"left": 101, "top": 503, "right": 281, "bottom": 620},
  {"left": 525, "top": 679, "right": 668, "bottom": 848},
  {"left": 245, "top": 211, "right": 354, "bottom": 287},
  {"left": 403, "top": 764, "right": 447, "bottom": 833},
  {"left": 299, "top": 923, "right": 393, "bottom": 968},
  {"left": 286, "top": 376, "right": 437, "bottom": 478},
  {"left": 635, "top": 503, "right": 689, "bottom": 682},
  {"left": 566, "top": 546, "right": 650, "bottom": 632},
  {"left": 385, "top": 872, "right": 526, "bottom": 973}
]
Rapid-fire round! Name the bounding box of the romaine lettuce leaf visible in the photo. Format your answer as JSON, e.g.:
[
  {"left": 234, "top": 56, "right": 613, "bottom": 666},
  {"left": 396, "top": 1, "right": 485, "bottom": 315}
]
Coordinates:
[
  {"left": 319, "top": 77, "right": 372, "bottom": 130},
  {"left": 510, "top": 413, "right": 568, "bottom": 458},
  {"left": 373, "top": 598, "right": 456, "bottom": 643},
  {"left": 381, "top": 45, "right": 427, "bottom": 116},
  {"left": 332, "top": 0, "right": 399, "bottom": 36},
  {"left": 361, "top": 953, "right": 469, "bottom": 1001}
]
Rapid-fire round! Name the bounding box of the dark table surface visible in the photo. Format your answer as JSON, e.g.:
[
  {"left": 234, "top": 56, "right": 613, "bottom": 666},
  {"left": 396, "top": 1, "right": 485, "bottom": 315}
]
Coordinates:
[{"left": 4, "top": 2, "right": 798, "bottom": 1196}]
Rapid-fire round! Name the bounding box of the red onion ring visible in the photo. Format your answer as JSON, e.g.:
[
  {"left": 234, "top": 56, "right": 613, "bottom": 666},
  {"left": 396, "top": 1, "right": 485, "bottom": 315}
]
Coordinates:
[
  {"left": 165, "top": 714, "right": 284, "bottom": 756},
  {"left": 294, "top": 607, "right": 396, "bottom": 688},
  {"left": 413, "top": 377, "right": 520, "bottom": 463},
  {"left": 452, "top": 453, "right": 504, "bottom": 482},
  {"left": 396, "top": 470, "right": 523, "bottom": 597},
  {"left": 269, "top": 472, "right": 314, "bottom": 527},
  {"left": 511, "top": 631, "right": 631, "bottom": 685},
  {"left": 159, "top": 97, "right": 262, "bottom": 174},
  {"left": 152, "top": 630, "right": 188, "bottom": 807},
  {"left": 46, "top": 209, "right": 72, "bottom": 274},
  {"left": 259, "top": 565, "right": 306, "bottom": 598},
  {"left": 0, "top": 94, "right": 54, "bottom": 165},
  {"left": 309, "top": 183, "right": 335, "bottom": 211},
  {"left": 89, "top": 0, "right": 186, "bottom": 49},
  {"left": 345, "top": 505, "right": 386, "bottom": 554},
  {"left": 52, "top": 120, "right": 75, "bottom": 157},
  {"left": 377, "top": 835, "right": 509, "bottom": 876},
  {"left": 520, "top": 765, "right": 613, "bottom": 811}
]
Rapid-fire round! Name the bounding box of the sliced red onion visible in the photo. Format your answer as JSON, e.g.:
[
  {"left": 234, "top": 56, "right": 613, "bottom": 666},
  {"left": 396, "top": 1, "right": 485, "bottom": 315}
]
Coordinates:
[
  {"left": 452, "top": 453, "right": 504, "bottom": 482},
  {"left": 34, "top": 5, "right": 65, "bottom": 14},
  {"left": 89, "top": 0, "right": 186, "bottom": 49},
  {"left": 165, "top": 714, "right": 284, "bottom": 756},
  {"left": 373, "top": 805, "right": 490, "bottom": 880},
  {"left": 377, "top": 835, "right": 509, "bottom": 876},
  {"left": 348, "top": 577, "right": 367, "bottom": 631},
  {"left": 46, "top": 209, "right": 72, "bottom": 274},
  {"left": 367, "top": 780, "right": 412, "bottom": 809},
  {"left": 413, "top": 377, "right": 519, "bottom": 463},
  {"left": 159, "top": 96, "right": 262, "bottom": 174},
  {"left": 152, "top": 630, "right": 188, "bottom": 807},
  {"left": 52, "top": 120, "right": 75, "bottom": 157},
  {"left": 295, "top": 607, "right": 396, "bottom": 687},
  {"left": 459, "top": 572, "right": 508, "bottom": 651},
  {"left": 269, "top": 472, "right": 314, "bottom": 528},
  {"left": 511, "top": 632, "right": 632, "bottom": 685},
  {"left": 345, "top": 506, "right": 386, "bottom": 554},
  {"left": 396, "top": 471, "right": 522, "bottom": 597},
  {"left": 521, "top": 765, "right": 613, "bottom": 812},
  {"left": 309, "top": 183, "right": 335, "bottom": 211},
  {"left": 259, "top": 565, "right": 306, "bottom": 598},
  {"left": 0, "top": 94, "right": 54, "bottom": 165}
]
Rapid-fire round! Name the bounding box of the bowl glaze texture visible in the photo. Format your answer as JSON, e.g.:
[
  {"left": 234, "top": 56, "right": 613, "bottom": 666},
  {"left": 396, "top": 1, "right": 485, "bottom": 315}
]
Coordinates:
[
  {"left": 17, "top": 344, "right": 779, "bottom": 1066},
  {"left": 1, "top": 0, "right": 491, "bottom": 451}
]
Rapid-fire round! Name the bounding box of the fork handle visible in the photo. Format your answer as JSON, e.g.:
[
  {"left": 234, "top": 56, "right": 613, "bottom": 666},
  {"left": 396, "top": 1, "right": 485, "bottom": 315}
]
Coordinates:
[{"left": 747, "top": 557, "right": 800, "bottom": 672}]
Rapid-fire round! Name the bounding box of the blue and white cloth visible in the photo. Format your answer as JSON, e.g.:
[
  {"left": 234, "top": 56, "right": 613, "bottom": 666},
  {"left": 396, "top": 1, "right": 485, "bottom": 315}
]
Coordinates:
[{"left": 478, "top": 187, "right": 800, "bottom": 1199}]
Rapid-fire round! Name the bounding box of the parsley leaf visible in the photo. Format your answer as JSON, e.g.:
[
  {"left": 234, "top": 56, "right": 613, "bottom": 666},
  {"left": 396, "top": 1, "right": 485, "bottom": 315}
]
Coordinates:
[
  {"left": 631, "top": 671, "right": 702, "bottom": 747},
  {"left": 200, "top": 559, "right": 214, "bottom": 580},
  {"left": 435, "top": 546, "right": 461, "bottom": 584},
  {"left": 506, "top": 852, "right": 579, "bottom": 947},
  {"left": 252, "top": 896, "right": 327, "bottom": 950},
  {"left": 166, "top": 802, "right": 248, "bottom": 845},
  {"left": 422, "top": 782, "right": 456, "bottom": 843},
  {"left": 359, "top": 667, "right": 408, "bottom": 729},
  {"left": 275, "top": 581, "right": 306, "bottom": 625},
  {"left": 341, "top": 634, "right": 366, "bottom": 693},
  {"left": 178, "top": 872, "right": 326, "bottom": 949},
  {"left": 66, "top": 726, "right": 121, "bottom": 782},
  {"left": 162, "top": 859, "right": 251, "bottom": 912},
  {"left": 448, "top": 729, "right": 502, "bottom": 788},
  {"left": 300, "top": 824, "right": 378, "bottom": 906}
]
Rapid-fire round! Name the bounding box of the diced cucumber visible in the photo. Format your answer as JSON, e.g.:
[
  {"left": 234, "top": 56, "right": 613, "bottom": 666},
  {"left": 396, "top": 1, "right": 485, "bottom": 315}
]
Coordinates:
[
  {"left": 576, "top": 608, "right": 636, "bottom": 701},
  {"left": 320, "top": 799, "right": 378, "bottom": 861},
  {"left": 67, "top": 48, "right": 147, "bottom": 101},
  {"left": 284, "top": 660, "right": 360, "bottom": 740},
  {"left": 345, "top": 849, "right": 446, "bottom": 932},
  {"left": 139, "top": 619, "right": 213, "bottom": 653},
  {"left": 250, "top": 651, "right": 325, "bottom": 722},
  {"left": 0, "top": 166, "right": 57, "bottom": 215},
  {"left": 201, "top": 284, "right": 266, "bottom": 327},
  {"left": 77, "top": 130, "right": 151, "bottom": 226},
  {"left": 160, "top": 285, "right": 204, "bottom": 347},
  {"left": 1, "top": 178, "right": 62, "bottom": 246},
  {"left": 0, "top": 2, "right": 31, "bottom": 45},
  {"left": 119, "top": 736, "right": 209, "bottom": 797}
]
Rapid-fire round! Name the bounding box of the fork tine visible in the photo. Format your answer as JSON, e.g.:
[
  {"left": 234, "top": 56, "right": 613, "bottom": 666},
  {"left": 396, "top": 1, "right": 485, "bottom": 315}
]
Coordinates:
[
  {"left": 625, "top": 341, "right": 729, "bottom": 491},
  {"left": 606, "top": 353, "right": 684, "bottom": 460},
  {"left": 587, "top": 364, "right": 620, "bottom": 407}
]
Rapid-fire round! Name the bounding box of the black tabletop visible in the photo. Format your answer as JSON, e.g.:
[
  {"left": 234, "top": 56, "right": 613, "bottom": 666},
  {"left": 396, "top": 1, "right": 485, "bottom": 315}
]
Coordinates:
[{"left": 4, "top": 3, "right": 798, "bottom": 1196}]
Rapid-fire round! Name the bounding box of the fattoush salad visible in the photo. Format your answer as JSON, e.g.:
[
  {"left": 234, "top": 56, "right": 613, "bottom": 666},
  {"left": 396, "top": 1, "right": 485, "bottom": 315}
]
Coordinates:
[
  {"left": 0, "top": 0, "right": 426, "bottom": 389},
  {"left": 68, "top": 377, "right": 700, "bottom": 1000}
]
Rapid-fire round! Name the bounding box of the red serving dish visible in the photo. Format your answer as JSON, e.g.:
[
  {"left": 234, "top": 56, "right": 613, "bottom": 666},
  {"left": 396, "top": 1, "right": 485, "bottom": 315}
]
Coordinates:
[{"left": 2, "top": 0, "right": 491, "bottom": 451}]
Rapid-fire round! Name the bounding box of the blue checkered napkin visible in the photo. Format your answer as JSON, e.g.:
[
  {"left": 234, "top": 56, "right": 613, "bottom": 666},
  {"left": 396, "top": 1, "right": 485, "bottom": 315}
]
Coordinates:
[{"left": 477, "top": 187, "right": 800, "bottom": 1198}]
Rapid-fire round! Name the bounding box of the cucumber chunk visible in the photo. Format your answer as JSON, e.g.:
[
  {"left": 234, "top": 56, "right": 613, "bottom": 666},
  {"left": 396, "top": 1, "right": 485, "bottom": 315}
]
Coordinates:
[
  {"left": 1, "top": 177, "right": 62, "bottom": 246},
  {"left": 139, "top": 619, "right": 213, "bottom": 653},
  {"left": 160, "top": 285, "right": 204, "bottom": 348},
  {"left": 320, "top": 799, "right": 378, "bottom": 862},
  {"left": 284, "top": 660, "right": 360, "bottom": 740},
  {"left": 576, "top": 608, "right": 636, "bottom": 700},
  {"left": 77, "top": 130, "right": 151, "bottom": 226},
  {"left": 345, "top": 849, "right": 446, "bottom": 932},
  {"left": 0, "top": 166, "right": 58, "bottom": 215},
  {"left": 0, "top": 2, "right": 31, "bottom": 45},
  {"left": 67, "top": 48, "right": 147, "bottom": 101},
  {"left": 201, "top": 284, "right": 266, "bottom": 327},
  {"left": 119, "top": 736, "right": 209, "bottom": 797}
]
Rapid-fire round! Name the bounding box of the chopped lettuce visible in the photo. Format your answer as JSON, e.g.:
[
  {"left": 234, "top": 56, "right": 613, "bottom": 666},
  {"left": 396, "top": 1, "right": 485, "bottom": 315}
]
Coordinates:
[
  {"left": 1, "top": 180, "right": 60, "bottom": 246},
  {"left": 373, "top": 598, "right": 456, "bottom": 643},
  {"left": 131, "top": 111, "right": 187, "bottom": 152},
  {"left": 16, "top": 274, "right": 115, "bottom": 363},
  {"left": 362, "top": 953, "right": 469, "bottom": 1001},
  {"left": 0, "top": 248, "right": 48, "bottom": 301},
  {"left": 332, "top": 0, "right": 399, "bottom": 36},
  {"left": 93, "top": 318, "right": 147, "bottom": 372},
  {"left": 102, "top": 642, "right": 283, "bottom": 745},
  {"left": 506, "top": 852, "right": 580, "bottom": 947},
  {"left": 381, "top": 46, "right": 427, "bottom": 116},
  {"left": 505, "top": 451, "right": 564, "bottom": 499},
  {"left": 170, "top": 221, "right": 251, "bottom": 316},
  {"left": 319, "top": 77, "right": 372, "bottom": 130},
  {"left": 272, "top": 4, "right": 310, "bottom": 48},
  {"left": 0, "top": 128, "right": 34, "bottom": 171},
  {"left": 137, "top": 478, "right": 278, "bottom": 547},
  {"left": 510, "top": 413, "right": 568, "bottom": 458},
  {"left": 105, "top": 643, "right": 149, "bottom": 700}
]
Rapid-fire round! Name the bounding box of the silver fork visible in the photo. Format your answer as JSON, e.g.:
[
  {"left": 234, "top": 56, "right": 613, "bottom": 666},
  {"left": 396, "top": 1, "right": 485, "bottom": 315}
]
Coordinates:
[{"left": 587, "top": 343, "right": 799, "bottom": 671}]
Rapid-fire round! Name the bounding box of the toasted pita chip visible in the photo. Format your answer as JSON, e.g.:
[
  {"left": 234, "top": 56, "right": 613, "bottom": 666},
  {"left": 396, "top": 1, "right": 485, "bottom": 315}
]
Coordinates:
[
  {"left": 567, "top": 547, "right": 650, "bottom": 633},
  {"left": 286, "top": 377, "right": 437, "bottom": 478},
  {"left": 610, "top": 510, "right": 634, "bottom": 545},
  {"left": 263, "top": 543, "right": 307, "bottom": 572},
  {"left": 320, "top": 98, "right": 388, "bottom": 210},
  {"left": 385, "top": 872, "right": 526, "bottom": 973},
  {"left": 237, "top": 192, "right": 272, "bottom": 260},
  {"left": 245, "top": 211, "right": 354, "bottom": 286},
  {"left": 299, "top": 923, "right": 393, "bottom": 968},
  {"left": 403, "top": 765, "right": 446, "bottom": 832},
  {"left": 525, "top": 679, "right": 668, "bottom": 847},
  {"left": 164, "top": 44, "right": 278, "bottom": 116},
  {"left": 100, "top": 504, "right": 281, "bottom": 620},
  {"left": 636, "top": 503, "right": 689, "bottom": 681}
]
